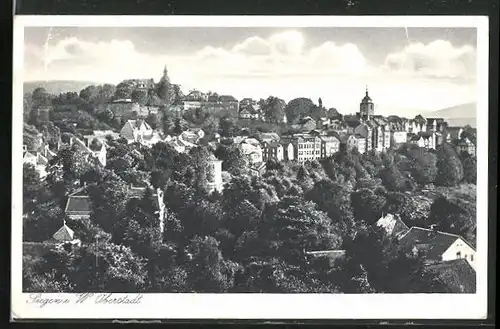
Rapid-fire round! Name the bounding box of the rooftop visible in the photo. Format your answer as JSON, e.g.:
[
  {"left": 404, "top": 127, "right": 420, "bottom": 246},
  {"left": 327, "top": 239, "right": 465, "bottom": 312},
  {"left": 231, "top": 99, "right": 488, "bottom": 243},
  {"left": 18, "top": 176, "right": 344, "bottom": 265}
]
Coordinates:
[
  {"left": 65, "top": 195, "right": 92, "bottom": 214},
  {"left": 426, "top": 259, "right": 476, "bottom": 293},
  {"left": 399, "top": 227, "right": 474, "bottom": 260}
]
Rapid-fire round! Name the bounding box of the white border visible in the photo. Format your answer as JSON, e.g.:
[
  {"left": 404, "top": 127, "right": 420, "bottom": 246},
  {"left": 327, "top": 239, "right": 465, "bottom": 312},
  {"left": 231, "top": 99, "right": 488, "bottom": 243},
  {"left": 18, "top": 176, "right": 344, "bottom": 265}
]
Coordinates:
[{"left": 12, "top": 15, "right": 489, "bottom": 320}]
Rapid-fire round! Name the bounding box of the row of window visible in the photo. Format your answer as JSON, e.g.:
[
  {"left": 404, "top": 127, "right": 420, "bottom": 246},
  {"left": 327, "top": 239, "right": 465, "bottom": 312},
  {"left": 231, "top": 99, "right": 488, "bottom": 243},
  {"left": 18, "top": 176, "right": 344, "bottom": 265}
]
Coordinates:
[
  {"left": 298, "top": 150, "right": 320, "bottom": 156},
  {"left": 298, "top": 143, "right": 321, "bottom": 149}
]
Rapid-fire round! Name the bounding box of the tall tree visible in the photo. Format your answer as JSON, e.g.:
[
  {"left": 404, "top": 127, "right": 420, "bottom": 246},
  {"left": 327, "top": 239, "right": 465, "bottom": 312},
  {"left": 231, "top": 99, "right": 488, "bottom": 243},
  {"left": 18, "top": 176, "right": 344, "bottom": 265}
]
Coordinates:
[
  {"left": 435, "top": 143, "right": 464, "bottom": 186},
  {"left": 262, "top": 96, "right": 286, "bottom": 123}
]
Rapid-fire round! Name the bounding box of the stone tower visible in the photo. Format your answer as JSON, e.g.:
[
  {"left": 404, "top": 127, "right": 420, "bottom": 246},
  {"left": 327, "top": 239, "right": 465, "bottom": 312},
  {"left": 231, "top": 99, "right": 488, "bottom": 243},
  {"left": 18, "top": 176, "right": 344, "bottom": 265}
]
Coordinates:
[{"left": 360, "top": 86, "right": 374, "bottom": 119}]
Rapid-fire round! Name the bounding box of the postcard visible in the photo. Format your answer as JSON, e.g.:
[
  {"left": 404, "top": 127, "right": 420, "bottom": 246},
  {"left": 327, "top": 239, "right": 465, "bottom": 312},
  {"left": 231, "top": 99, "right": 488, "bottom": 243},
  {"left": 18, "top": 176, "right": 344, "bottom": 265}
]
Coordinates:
[{"left": 12, "top": 15, "right": 489, "bottom": 320}]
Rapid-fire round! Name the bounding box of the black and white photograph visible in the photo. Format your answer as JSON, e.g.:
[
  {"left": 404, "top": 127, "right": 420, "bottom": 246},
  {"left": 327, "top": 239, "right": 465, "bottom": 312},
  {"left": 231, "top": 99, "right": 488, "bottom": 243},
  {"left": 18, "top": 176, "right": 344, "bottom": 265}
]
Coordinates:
[{"left": 12, "top": 16, "right": 489, "bottom": 320}]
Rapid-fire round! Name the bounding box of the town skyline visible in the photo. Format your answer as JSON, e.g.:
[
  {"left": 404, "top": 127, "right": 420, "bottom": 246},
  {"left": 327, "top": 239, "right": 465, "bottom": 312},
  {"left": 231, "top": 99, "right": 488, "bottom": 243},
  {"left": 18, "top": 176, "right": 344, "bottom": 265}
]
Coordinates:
[{"left": 24, "top": 27, "right": 477, "bottom": 116}]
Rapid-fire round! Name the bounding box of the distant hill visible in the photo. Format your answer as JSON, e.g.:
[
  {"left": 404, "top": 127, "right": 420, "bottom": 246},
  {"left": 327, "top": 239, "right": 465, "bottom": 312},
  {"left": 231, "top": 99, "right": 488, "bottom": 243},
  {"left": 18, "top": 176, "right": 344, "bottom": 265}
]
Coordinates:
[
  {"left": 23, "top": 80, "right": 103, "bottom": 95},
  {"left": 427, "top": 102, "right": 477, "bottom": 128}
]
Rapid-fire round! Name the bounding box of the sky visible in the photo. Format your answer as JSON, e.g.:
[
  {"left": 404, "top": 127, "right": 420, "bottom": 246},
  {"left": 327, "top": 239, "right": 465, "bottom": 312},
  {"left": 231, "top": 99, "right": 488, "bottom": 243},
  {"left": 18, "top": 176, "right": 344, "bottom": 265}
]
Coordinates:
[{"left": 23, "top": 26, "right": 477, "bottom": 116}]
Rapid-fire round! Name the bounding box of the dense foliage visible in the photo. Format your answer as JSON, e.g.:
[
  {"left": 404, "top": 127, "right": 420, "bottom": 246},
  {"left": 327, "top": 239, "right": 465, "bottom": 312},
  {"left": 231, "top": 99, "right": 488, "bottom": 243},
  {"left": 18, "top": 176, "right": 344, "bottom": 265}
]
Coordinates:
[{"left": 22, "top": 86, "right": 477, "bottom": 293}]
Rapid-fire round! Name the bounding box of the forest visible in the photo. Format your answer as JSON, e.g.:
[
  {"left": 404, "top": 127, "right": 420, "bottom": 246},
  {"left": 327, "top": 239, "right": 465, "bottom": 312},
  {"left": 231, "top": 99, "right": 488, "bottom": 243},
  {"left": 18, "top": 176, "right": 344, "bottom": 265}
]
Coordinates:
[{"left": 23, "top": 127, "right": 477, "bottom": 293}]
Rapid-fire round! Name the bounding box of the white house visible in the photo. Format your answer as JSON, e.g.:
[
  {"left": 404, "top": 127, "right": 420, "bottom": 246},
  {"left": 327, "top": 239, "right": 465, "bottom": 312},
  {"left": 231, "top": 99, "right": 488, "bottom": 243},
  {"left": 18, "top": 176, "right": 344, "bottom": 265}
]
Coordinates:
[
  {"left": 237, "top": 138, "right": 263, "bottom": 164},
  {"left": 399, "top": 226, "right": 476, "bottom": 270},
  {"left": 120, "top": 119, "right": 154, "bottom": 144},
  {"left": 376, "top": 213, "right": 410, "bottom": 239}
]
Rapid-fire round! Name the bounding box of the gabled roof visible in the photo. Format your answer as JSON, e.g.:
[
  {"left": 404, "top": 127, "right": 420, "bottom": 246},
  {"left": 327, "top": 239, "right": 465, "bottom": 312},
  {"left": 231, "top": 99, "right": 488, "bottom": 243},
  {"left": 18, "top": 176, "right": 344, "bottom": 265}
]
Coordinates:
[
  {"left": 376, "top": 213, "right": 410, "bottom": 238},
  {"left": 426, "top": 259, "right": 476, "bottom": 293},
  {"left": 399, "top": 227, "right": 475, "bottom": 260},
  {"left": 52, "top": 223, "right": 75, "bottom": 241},
  {"left": 65, "top": 195, "right": 92, "bottom": 214}
]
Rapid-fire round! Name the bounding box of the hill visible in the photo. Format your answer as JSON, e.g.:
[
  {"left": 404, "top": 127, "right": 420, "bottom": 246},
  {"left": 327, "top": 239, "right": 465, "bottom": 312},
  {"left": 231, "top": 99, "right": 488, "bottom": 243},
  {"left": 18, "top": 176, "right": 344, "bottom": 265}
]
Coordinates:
[
  {"left": 427, "top": 102, "right": 477, "bottom": 127},
  {"left": 23, "top": 80, "right": 102, "bottom": 95}
]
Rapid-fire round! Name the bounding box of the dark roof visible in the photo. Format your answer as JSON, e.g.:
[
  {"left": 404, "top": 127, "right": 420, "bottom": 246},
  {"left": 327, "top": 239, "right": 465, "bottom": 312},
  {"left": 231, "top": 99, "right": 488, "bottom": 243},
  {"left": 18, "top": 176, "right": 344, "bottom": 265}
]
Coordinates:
[
  {"left": 65, "top": 196, "right": 92, "bottom": 214},
  {"left": 346, "top": 120, "right": 361, "bottom": 128},
  {"left": 399, "top": 227, "right": 474, "bottom": 261},
  {"left": 219, "top": 95, "right": 238, "bottom": 102},
  {"left": 426, "top": 259, "right": 476, "bottom": 293}
]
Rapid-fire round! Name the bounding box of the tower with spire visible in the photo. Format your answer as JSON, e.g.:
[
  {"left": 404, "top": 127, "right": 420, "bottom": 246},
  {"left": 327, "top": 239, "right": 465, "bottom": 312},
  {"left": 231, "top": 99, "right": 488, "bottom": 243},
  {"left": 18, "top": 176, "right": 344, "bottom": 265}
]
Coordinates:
[
  {"left": 161, "top": 65, "right": 170, "bottom": 83},
  {"left": 360, "top": 85, "right": 374, "bottom": 119}
]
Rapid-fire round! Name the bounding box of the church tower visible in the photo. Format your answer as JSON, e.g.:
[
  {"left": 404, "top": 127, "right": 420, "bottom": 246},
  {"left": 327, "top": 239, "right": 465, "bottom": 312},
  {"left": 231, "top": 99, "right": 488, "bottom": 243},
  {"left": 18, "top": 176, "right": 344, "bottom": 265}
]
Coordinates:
[
  {"left": 360, "top": 86, "right": 374, "bottom": 119},
  {"left": 162, "top": 65, "right": 170, "bottom": 83}
]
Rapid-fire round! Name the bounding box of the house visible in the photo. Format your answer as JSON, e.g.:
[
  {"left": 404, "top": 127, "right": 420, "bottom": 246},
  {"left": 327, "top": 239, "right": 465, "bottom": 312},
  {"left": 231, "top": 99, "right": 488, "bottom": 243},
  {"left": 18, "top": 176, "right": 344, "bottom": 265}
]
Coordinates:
[
  {"left": 206, "top": 154, "right": 223, "bottom": 193},
  {"left": 70, "top": 137, "right": 107, "bottom": 167},
  {"left": 319, "top": 135, "right": 340, "bottom": 158},
  {"left": 52, "top": 221, "right": 76, "bottom": 242},
  {"left": 259, "top": 132, "right": 280, "bottom": 144},
  {"left": 445, "top": 126, "right": 464, "bottom": 142},
  {"left": 282, "top": 134, "right": 322, "bottom": 163},
  {"left": 376, "top": 213, "right": 410, "bottom": 239},
  {"left": 426, "top": 118, "right": 447, "bottom": 132},
  {"left": 23, "top": 150, "right": 48, "bottom": 178},
  {"left": 122, "top": 78, "right": 155, "bottom": 91},
  {"left": 391, "top": 130, "right": 408, "bottom": 146},
  {"left": 426, "top": 259, "right": 476, "bottom": 293},
  {"left": 456, "top": 137, "right": 476, "bottom": 156},
  {"left": 295, "top": 116, "right": 317, "bottom": 132},
  {"left": 184, "top": 90, "right": 208, "bottom": 101},
  {"left": 237, "top": 138, "right": 263, "bottom": 164},
  {"left": 262, "top": 141, "right": 284, "bottom": 162},
  {"left": 180, "top": 128, "right": 205, "bottom": 144},
  {"left": 347, "top": 134, "right": 366, "bottom": 154},
  {"left": 410, "top": 119, "right": 427, "bottom": 134},
  {"left": 399, "top": 226, "right": 476, "bottom": 270},
  {"left": 354, "top": 123, "right": 373, "bottom": 152},
  {"left": 239, "top": 106, "right": 260, "bottom": 120},
  {"left": 64, "top": 190, "right": 92, "bottom": 220},
  {"left": 120, "top": 119, "right": 153, "bottom": 144},
  {"left": 240, "top": 98, "right": 256, "bottom": 107}
]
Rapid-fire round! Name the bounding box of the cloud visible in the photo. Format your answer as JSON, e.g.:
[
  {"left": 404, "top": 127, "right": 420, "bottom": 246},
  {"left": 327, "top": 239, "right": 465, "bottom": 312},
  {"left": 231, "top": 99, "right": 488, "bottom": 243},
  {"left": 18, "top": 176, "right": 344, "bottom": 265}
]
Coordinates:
[
  {"left": 383, "top": 40, "right": 476, "bottom": 80},
  {"left": 23, "top": 31, "right": 477, "bottom": 115}
]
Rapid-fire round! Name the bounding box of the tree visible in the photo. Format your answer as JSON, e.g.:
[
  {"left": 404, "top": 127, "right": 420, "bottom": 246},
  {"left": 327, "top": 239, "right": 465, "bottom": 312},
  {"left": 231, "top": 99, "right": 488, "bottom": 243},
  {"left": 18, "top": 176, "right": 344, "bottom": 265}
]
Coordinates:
[
  {"left": 305, "top": 179, "right": 355, "bottom": 237},
  {"left": 460, "top": 152, "right": 477, "bottom": 184},
  {"left": 407, "top": 148, "right": 438, "bottom": 185},
  {"left": 131, "top": 89, "right": 149, "bottom": 105},
  {"left": 261, "top": 196, "right": 343, "bottom": 264},
  {"left": 219, "top": 116, "right": 237, "bottom": 137},
  {"left": 87, "top": 172, "right": 130, "bottom": 234},
  {"left": 351, "top": 188, "right": 386, "bottom": 225},
  {"left": 79, "top": 85, "right": 99, "bottom": 102},
  {"left": 114, "top": 82, "right": 134, "bottom": 100},
  {"left": 31, "top": 87, "right": 52, "bottom": 107},
  {"left": 262, "top": 96, "right": 286, "bottom": 123},
  {"left": 185, "top": 236, "right": 240, "bottom": 292},
  {"left": 435, "top": 143, "right": 464, "bottom": 186},
  {"left": 428, "top": 196, "right": 475, "bottom": 236},
  {"left": 145, "top": 113, "right": 159, "bottom": 130},
  {"left": 380, "top": 165, "right": 407, "bottom": 191},
  {"left": 285, "top": 97, "right": 316, "bottom": 124},
  {"left": 69, "top": 242, "right": 148, "bottom": 292}
]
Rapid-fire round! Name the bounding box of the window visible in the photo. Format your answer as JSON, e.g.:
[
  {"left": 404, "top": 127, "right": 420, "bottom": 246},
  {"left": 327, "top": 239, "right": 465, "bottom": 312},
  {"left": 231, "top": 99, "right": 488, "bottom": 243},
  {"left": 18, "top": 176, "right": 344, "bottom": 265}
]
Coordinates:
[
  {"left": 471, "top": 255, "right": 474, "bottom": 261},
  {"left": 456, "top": 251, "right": 461, "bottom": 259}
]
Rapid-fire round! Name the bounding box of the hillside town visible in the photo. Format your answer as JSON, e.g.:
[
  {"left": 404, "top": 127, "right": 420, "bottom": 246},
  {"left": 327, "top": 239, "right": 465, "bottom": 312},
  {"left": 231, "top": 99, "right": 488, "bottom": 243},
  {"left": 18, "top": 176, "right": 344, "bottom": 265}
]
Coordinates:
[{"left": 22, "top": 66, "right": 477, "bottom": 294}]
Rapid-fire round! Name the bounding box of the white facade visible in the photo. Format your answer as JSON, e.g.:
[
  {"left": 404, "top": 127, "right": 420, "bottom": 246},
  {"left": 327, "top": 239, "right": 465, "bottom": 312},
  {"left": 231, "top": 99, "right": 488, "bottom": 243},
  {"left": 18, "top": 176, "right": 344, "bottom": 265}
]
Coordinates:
[
  {"left": 442, "top": 238, "right": 476, "bottom": 270},
  {"left": 392, "top": 131, "right": 408, "bottom": 145},
  {"left": 207, "top": 159, "right": 223, "bottom": 193}
]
